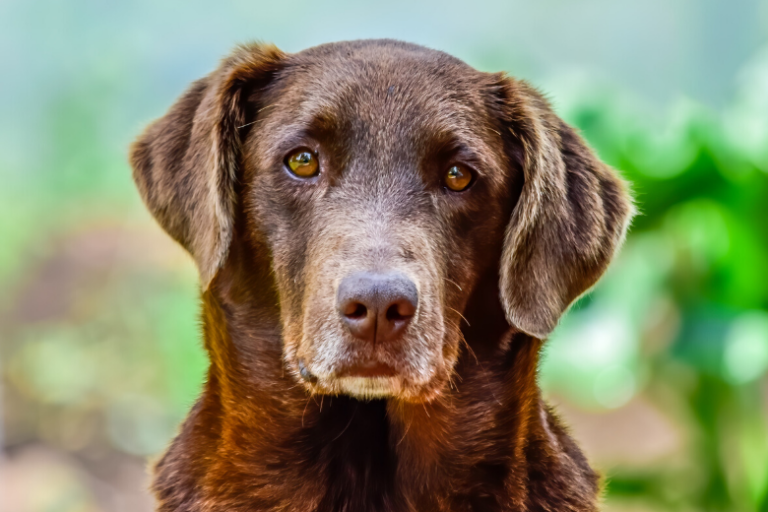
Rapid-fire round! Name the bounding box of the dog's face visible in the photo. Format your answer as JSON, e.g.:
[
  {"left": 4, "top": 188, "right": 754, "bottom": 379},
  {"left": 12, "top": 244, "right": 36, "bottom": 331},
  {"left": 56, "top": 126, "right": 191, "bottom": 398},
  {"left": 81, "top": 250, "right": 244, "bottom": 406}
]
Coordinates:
[
  {"left": 130, "top": 40, "right": 633, "bottom": 403},
  {"left": 242, "top": 46, "right": 517, "bottom": 400}
]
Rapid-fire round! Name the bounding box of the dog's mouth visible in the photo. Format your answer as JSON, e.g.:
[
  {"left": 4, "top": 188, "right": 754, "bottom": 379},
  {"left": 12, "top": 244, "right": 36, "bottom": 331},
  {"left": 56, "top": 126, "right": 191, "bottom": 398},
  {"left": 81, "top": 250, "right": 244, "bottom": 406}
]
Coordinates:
[
  {"left": 298, "top": 358, "right": 398, "bottom": 382},
  {"left": 298, "top": 357, "right": 402, "bottom": 385},
  {"left": 296, "top": 358, "right": 402, "bottom": 399},
  {"left": 294, "top": 348, "right": 449, "bottom": 402},
  {"left": 336, "top": 361, "right": 398, "bottom": 378}
]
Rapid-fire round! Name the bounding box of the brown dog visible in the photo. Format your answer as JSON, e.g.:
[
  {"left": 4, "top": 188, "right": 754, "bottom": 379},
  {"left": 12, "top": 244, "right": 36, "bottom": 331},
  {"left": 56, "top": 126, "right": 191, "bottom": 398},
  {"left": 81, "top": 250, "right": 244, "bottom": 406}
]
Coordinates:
[{"left": 130, "top": 39, "right": 633, "bottom": 511}]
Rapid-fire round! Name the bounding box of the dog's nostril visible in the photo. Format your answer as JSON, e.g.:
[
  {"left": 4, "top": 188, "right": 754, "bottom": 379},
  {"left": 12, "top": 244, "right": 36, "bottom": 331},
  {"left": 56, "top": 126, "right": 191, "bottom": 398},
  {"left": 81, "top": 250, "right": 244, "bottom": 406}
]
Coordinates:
[
  {"left": 385, "top": 304, "right": 402, "bottom": 321},
  {"left": 385, "top": 302, "right": 414, "bottom": 322},
  {"left": 344, "top": 302, "right": 368, "bottom": 319}
]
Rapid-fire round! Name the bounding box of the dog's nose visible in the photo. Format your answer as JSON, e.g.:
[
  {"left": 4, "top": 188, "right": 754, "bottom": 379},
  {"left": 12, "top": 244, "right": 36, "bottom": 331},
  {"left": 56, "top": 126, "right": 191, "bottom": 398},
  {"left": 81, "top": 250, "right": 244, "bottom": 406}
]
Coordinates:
[{"left": 337, "top": 271, "right": 418, "bottom": 344}]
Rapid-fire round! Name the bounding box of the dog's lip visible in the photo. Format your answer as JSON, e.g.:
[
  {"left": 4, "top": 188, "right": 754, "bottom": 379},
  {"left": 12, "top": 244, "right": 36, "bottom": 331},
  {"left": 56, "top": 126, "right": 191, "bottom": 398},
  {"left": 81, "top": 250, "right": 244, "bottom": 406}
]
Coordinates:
[{"left": 335, "top": 361, "right": 398, "bottom": 378}]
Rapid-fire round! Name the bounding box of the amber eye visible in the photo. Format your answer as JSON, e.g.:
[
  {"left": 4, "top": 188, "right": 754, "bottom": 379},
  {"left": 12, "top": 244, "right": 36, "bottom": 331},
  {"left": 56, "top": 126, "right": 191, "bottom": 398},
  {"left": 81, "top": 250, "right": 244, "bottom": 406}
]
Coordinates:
[
  {"left": 285, "top": 149, "right": 319, "bottom": 178},
  {"left": 444, "top": 164, "right": 473, "bottom": 192}
]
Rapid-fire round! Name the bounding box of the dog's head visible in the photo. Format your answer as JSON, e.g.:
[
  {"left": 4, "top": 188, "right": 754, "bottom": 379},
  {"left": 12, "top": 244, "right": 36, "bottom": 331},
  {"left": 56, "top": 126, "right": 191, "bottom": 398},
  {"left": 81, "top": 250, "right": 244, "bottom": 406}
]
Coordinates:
[{"left": 130, "top": 40, "right": 633, "bottom": 402}]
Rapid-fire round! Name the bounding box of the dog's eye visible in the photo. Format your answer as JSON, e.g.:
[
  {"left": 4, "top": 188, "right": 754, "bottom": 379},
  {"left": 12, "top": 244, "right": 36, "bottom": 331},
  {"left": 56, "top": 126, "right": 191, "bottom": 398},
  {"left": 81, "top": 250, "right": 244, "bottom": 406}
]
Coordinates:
[
  {"left": 285, "top": 149, "right": 319, "bottom": 178},
  {"left": 444, "top": 164, "right": 473, "bottom": 192}
]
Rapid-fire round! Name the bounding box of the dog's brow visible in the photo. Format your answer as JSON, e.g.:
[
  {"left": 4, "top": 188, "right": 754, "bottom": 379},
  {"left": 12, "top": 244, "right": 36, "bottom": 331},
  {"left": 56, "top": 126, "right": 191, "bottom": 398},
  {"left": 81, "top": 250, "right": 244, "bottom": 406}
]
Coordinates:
[
  {"left": 306, "top": 108, "right": 343, "bottom": 134},
  {"left": 424, "top": 130, "right": 497, "bottom": 177},
  {"left": 274, "top": 105, "right": 344, "bottom": 140}
]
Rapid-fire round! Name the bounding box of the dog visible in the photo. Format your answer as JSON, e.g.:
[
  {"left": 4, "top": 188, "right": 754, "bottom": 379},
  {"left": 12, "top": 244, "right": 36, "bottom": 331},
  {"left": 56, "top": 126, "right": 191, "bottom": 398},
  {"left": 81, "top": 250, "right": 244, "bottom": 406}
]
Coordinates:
[{"left": 130, "top": 39, "right": 633, "bottom": 512}]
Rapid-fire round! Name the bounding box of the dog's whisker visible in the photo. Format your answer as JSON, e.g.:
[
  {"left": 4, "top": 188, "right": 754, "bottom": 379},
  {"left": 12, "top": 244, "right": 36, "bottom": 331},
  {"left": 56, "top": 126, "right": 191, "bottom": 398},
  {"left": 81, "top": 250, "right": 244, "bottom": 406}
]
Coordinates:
[
  {"left": 448, "top": 307, "right": 470, "bottom": 327},
  {"left": 445, "top": 278, "right": 463, "bottom": 292},
  {"left": 490, "top": 389, "right": 503, "bottom": 408},
  {"left": 237, "top": 120, "right": 259, "bottom": 129},
  {"left": 460, "top": 334, "right": 479, "bottom": 365},
  {"left": 330, "top": 404, "right": 357, "bottom": 442},
  {"left": 396, "top": 418, "right": 413, "bottom": 447},
  {"left": 301, "top": 394, "right": 312, "bottom": 428},
  {"left": 448, "top": 372, "right": 460, "bottom": 393}
]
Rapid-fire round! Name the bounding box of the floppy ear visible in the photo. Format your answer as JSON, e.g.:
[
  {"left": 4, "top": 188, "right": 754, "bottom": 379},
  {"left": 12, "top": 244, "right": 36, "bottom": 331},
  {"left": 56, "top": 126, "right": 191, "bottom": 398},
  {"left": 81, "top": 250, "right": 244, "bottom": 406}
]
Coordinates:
[
  {"left": 129, "top": 43, "right": 285, "bottom": 288},
  {"left": 489, "top": 76, "right": 635, "bottom": 339}
]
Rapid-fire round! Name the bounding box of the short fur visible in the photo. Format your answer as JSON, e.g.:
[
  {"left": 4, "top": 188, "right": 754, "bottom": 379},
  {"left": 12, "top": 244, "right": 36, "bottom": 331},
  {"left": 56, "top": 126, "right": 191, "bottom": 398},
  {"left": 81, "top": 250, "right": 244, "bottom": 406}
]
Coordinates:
[{"left": 130, "top": 40, "right": 634, "bottom": 511}]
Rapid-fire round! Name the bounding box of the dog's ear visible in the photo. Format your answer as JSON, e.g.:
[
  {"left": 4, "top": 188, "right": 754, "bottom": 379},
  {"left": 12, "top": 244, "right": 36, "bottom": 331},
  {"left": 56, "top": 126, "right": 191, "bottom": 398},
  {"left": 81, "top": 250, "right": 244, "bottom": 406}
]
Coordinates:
[
  {"left": 130, "top": 43, "right": 285, "bottom": 288},
  {"left": 487, "top": 76, "right": 635, "bottom": 339}
]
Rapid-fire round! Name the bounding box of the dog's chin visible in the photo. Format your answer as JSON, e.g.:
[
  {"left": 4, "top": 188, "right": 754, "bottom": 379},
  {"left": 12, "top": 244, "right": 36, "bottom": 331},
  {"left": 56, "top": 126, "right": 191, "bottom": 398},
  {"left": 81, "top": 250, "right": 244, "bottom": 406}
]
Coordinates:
[
  {"left": 336, "top": 376, "right": 402, "bottom": 400},
  {"left": 302, "top": 372, "right": 448, "bottom": 403}
]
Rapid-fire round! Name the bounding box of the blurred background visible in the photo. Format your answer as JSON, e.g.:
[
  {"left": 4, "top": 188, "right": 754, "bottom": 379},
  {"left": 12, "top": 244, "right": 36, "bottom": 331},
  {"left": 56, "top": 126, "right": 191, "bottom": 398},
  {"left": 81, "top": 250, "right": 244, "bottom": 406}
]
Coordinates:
[{"left": 1, "top": 0, "right": 767, "bottom": 510}]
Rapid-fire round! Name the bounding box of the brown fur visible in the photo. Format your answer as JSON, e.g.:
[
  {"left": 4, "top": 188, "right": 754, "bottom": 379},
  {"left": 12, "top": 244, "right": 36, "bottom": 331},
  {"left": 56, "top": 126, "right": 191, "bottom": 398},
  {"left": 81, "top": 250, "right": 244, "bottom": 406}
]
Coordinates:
[{"left": 130, "top": 40, "right": 634, "bottom": 511}]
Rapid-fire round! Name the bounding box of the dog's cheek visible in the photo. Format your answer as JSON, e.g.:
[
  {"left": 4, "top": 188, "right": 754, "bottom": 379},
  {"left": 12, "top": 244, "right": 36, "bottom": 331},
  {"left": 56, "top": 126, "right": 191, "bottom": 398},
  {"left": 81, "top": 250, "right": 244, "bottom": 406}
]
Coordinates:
[
  {"left": 274, "top": 281, "right": 304, "bottom": 375},
  {"left": 258, "top": 213, "right": 313, "bottom": 369},
  {"left": 295, "top": 232, "right": 351, "bottom": 374},
  {"left": 298, "top": 276, "right": 338, "bottom": 368},
  {"left": 407, "top": 243, "right": 455, "bottom": 389}
]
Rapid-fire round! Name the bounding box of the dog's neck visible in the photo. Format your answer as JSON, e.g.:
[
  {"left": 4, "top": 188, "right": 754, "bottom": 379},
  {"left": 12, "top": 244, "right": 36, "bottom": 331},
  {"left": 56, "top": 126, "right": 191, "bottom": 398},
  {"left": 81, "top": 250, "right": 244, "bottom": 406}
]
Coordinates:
[{"left": 151, "top": 262, "right": 599, "bottom": 512}]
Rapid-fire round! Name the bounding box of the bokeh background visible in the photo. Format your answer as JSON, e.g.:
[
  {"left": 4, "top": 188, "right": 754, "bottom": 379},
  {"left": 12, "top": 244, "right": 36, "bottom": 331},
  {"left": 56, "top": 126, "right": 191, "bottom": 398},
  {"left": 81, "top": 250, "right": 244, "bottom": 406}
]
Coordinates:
[{"left": 2, "top": 1, "right": 768, "bottom": 510}]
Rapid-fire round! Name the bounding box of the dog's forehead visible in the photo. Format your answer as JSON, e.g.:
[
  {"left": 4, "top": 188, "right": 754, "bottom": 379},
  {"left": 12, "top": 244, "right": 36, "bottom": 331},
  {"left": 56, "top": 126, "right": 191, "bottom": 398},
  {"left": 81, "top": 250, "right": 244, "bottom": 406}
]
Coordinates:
[
  {"left": 270, "top": 41, "right": 492, "bottom": 135},
  {"left": 289, "top": 40, "right": 480, "bottom": 95}
]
